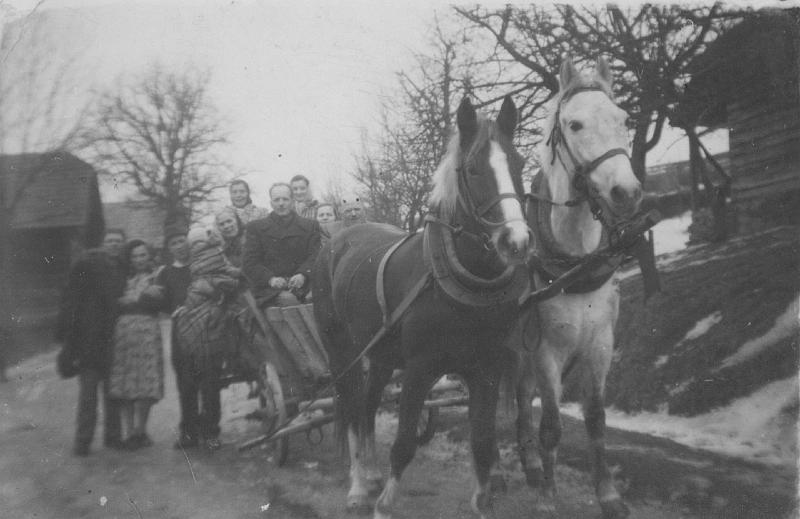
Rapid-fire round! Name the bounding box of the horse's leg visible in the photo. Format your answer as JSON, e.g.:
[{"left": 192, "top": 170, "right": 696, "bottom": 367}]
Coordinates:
[
  {"left": 363, "top": 359, "right": 394, "bottom": 495},
  {"left": 515, "top": 353, "right": 543, "bottom": 488},
  {"left": 374, "top": 359, "right": 438, "bottom": 519},
  {"left": 582, "top": 331, "right": 629, "bottom": 519},
  {"left": 466, "top": 366, "right": 503, "bottom": 519},
  {"left": 534, "top": 344, "right": 564, "bottom": 513}
]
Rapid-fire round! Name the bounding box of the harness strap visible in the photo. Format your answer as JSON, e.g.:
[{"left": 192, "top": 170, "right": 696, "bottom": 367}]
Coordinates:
[
  {"left": 240, "top": 270, "right": 433, "bottom": 451},
  {"left": 376, "top": 233, "right": 416, "bottom": 325}
]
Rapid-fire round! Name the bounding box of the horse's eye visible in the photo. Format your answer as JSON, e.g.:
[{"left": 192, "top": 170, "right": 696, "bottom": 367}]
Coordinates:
[{"left": 569, "top": 121, "right": 583, "bottom": 132}]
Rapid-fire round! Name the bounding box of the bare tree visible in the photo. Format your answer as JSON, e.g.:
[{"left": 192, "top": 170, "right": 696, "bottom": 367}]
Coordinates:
[
  {"left": 455, "top": 4, "right": 745, "bottom": 179},
  {"left": 0, "top": 10, "right": 89, "bottom": 154},
  {"left": 352, "top": 19, "right": 469, "bottom": 231},
  {"left": 82, "top": 64, "right": 230, "bottom": 226}
]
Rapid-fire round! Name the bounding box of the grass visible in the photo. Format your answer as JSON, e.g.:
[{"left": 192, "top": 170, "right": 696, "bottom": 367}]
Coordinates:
[{"left": 610, "top": 226, "right": 799, "bottom": 416}]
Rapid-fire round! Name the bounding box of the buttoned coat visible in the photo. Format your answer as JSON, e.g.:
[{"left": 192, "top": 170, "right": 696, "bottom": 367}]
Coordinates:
[
  {"left": 55, "top": 249, "right": 126, "bottom": 374},
  {"left": 242, "top": 211, "right": 322, "bottom": 303}
]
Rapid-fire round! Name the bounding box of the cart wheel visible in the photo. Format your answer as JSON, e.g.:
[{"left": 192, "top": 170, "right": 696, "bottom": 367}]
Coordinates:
[
  {"left": 260, "top": 362, "right": 291, "bottom": 466},
  {"left": 416, "top": 405, "right": 438, "bottom": 445}
]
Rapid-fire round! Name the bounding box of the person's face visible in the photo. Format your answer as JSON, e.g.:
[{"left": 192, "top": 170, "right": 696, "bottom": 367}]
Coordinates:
[
  {"left": 102, "top": 232, "right": 125, "bottom": 258},
  {"left": 291, "top": 180, "right": 309, "bottom": 202},
  {"left": 270, "top": 185, "right": 293, "bottom": 216},
  {"left": 216, "top": 213, "right": 239, "bottom": 238},
  {"left": 342, "top": 205, "right": 364, "bottom": 226},
  {"left": 229, "top": 183, "right": 250, "bottom": 208},
  {"left": 167, "top": 235, "right": 189, "bottom": 263},
  {"left": 316, "top": 205, "right": 336, "bottom": 223},
  {"left": 130, "top": 244, "right": 151, "bottom": 273}
]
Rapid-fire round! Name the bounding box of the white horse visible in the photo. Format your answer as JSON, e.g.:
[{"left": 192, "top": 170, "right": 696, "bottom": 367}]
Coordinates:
[{"left": 511, "top": 57, "right": 642, "bottom": 519}]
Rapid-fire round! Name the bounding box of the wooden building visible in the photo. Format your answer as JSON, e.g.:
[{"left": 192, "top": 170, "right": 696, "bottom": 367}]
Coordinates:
[
  {"left": 0, "top": 152, "right": 104, "bottom": 289},
  {"left": 683, "top": 9, "right": 800, "bottom": 218}
]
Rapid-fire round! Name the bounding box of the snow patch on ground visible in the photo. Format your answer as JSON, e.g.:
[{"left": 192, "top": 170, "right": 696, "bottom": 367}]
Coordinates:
[
  {"left": 718, "top": 296, "right": 799, "bottom": 371},
  {"left": 561, "top": 376, "right": 799, "bottom": 467},
  {"left": 652, "top": 210, "right": 691, "bottom": 256},
  {"left": 681, "top": 311, "right": 724, "bottom": 342},
  {"left": 653, "top": 311, "right": 722, "bottom": 369}
]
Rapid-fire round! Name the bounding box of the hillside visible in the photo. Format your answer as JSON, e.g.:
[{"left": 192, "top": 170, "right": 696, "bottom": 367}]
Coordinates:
[{"left": 606, "top": 225, "right": 798, "bottom": 465}]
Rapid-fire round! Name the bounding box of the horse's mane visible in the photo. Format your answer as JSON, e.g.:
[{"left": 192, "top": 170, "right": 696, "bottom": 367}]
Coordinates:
[
  {"left": 429, "top": 115, "right": 496, "bottom": 221},
  {"left": 538, "top": 72, "right": 613, "bottom": 169}
]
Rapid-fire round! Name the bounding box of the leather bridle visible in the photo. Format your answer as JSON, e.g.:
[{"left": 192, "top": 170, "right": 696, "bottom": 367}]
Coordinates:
[
  {"left": 455, "top": 157, "right": 527, "bottom": 232},
  {"left": 545, "top": 85, "right": 630, "bottom": 225}
]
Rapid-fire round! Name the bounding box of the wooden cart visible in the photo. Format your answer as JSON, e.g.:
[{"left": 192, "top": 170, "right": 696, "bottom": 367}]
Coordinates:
[{"left": 234, "top": 299, "right": 466, "bottom": 466}]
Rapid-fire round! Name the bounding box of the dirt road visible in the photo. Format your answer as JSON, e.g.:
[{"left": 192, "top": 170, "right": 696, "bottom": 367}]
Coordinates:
[{"left": 0, "top": 330, "right": 794, "bottom": 519}]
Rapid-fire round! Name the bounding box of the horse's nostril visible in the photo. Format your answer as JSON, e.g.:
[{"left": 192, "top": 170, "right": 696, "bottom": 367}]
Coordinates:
[{"left": 610, "top": 185, "right": 626, "bottom": 204}]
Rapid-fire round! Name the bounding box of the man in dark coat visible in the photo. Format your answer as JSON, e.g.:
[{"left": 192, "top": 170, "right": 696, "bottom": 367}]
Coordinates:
[
  {"left": 55, "top": 229, "right": 127, "bottom": 456},
  {"left": 243, "top": 182, "right": 322, "bottom": 306}
]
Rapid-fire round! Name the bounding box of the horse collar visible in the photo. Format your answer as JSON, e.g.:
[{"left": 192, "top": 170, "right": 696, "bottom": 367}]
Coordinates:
[
  {"left": 422, "top": 217, "right": 528, "bottom": 310},
  {"left": 526, "top": 173, "right": 622, "bottom": 294}
]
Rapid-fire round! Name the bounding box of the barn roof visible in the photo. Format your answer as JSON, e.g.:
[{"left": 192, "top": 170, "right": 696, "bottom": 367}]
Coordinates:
[
  {"left": 680, "top": 9, "right": 800, "bottom": 127},
  {"left": 103, "top": 201, "right": 166, "bottom": 248},
  {"left": 0, "top": 152, "right": 100, "bottom": 230}
]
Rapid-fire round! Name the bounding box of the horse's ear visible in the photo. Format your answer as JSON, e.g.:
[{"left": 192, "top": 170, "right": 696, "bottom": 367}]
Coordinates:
[
  {"left": 497, "top": 96, "right": 517, "bottom": 139},
  {"left": 457, "top": 97, "right": 477, "bottom": 148},
  {"left": 559, "top": 57, "right": 579, "bottom": 90},
  {"left": 597, "top": 56, "right": 613, "bottom": 88}
]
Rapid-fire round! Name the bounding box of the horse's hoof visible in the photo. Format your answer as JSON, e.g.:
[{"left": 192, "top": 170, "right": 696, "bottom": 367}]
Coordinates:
[
  {"left": 366, "top": 476, "right": 384, "bottom": 496},
  {"left": 489, "top": 473, "right": 507, "bottom": 494},
  {"left": 373, "top": 502, "right": 392, "bottom": 519},
  {"left": 347, "top": 495, "right": 372, "bottom": 515},
  {"left": 471, "top": 491, "right": 494, "bottom": 517},
  {"left": 524, "top": 467, "right": 544, "bottom": 488},
  {"left": 600, "top": 498, "right": 630, "bottom": 519},
  {"left": 533, "top": 487, "right": 557, "bottom": 516}
]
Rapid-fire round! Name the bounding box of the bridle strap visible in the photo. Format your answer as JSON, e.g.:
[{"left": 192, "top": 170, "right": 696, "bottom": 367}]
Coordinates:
[
  {"left": 545, "top": 85, "right": 632, "bottom": 225},
  {"left": 456, "top": 164, "right": 527, "bottom": 230}
]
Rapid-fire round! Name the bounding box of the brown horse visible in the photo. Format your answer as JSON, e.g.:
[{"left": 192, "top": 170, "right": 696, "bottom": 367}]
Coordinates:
[
  {"left": 313, "top": 96, "right": 531, "bottom": 519},
  {"left": 510, "top": 58, "right": 642, "bottom": 518}
]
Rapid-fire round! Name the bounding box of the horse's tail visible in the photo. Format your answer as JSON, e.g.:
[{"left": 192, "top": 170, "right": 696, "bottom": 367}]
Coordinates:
[{"left": 312, "top": 240, "right": 365, "bottom": 456}]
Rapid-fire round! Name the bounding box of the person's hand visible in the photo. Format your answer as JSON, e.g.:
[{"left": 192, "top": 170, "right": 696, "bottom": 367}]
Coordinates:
[
  {"left": 269, "top": 277, "right": 288, "bottom": 290},
  {"left": 141, "top": 285, "right": 164, "bottom": 300},
  {"left": 288, "top": 273, "right": 306, "bottom": 290}
]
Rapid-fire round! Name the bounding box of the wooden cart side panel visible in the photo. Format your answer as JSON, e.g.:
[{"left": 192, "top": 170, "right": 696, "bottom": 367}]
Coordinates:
[
  {"left": 250, "top": 319, "right": 307, "bottom": 402},
  {"left": 265, "top": 307, "right": 328, "bottom": 381},
  {"left": 282, "top": 306, "right": 330, "bottom": 377},
  {"left": 297, "top": 304, "right": 329, "bottom": 365}
]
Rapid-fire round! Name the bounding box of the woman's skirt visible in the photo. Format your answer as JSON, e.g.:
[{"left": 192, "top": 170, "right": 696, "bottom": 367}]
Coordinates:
[{"left": 109, "top": 313, "right": 164, "bottom": 401}]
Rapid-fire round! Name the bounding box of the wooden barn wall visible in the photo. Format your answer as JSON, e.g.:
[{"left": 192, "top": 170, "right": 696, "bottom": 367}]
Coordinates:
[{"left": 727, "top": 78, "right": 800, "bottom": 201}]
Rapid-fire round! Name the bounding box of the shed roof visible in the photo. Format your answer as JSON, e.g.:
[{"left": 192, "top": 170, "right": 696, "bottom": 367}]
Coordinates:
[
  {"left": 0, "top": 152, "right": 99, "bottom": 230},
  {"left": 680, "top": 9, "right": 800, "bottom": 127}
]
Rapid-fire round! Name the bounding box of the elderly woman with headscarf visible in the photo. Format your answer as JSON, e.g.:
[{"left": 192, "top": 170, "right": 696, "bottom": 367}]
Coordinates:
[
  {"left": 315, "top": 202, "right": 343, "bottom": 244},
  {"left": 215, "top": 207, "right": 246, "bottom": 268},
  {"left": 228, "top": 179, "right": 269, "bottom": 225}
]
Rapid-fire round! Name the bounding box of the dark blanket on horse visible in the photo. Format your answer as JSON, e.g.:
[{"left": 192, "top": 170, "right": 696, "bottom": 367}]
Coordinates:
[{"left": 323, "top": 223, "right": 409, "bottom": 346}]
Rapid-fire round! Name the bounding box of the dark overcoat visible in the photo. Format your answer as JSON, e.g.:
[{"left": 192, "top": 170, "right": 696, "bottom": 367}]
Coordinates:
[
  {"left": 55, "top": 249, "right": 126, "bottom": 374},
  {"left": 242, "top": 211, "right": 322, "bottom": 303}
]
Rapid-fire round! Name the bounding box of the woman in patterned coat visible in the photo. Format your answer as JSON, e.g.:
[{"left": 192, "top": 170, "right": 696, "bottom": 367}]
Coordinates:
[{"left": 108, "top": 239, "right": 165, "bottom": 450}]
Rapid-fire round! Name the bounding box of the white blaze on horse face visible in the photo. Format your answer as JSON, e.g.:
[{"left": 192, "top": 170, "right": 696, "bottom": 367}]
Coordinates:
[{"left": 488, "top": 141, "right": 528, "bottom": 250}]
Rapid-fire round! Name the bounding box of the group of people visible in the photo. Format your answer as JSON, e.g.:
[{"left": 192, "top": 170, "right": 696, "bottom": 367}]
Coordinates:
[{"left": 55, "top": 174, "right": 368, "bottom": 457}]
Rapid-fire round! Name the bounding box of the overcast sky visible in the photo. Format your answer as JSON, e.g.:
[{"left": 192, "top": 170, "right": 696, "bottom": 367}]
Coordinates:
[{"left": 2, "top": 0, "right": 730, "bottom": 211}]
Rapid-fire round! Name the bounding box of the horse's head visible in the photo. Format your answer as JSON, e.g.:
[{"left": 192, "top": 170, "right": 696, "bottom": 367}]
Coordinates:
[
  {"left": 543, "top": 57, "right": 642, "bottom": 222},
  {"left": 431, "top": 96, "right": 530, "bottom": 265}
]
